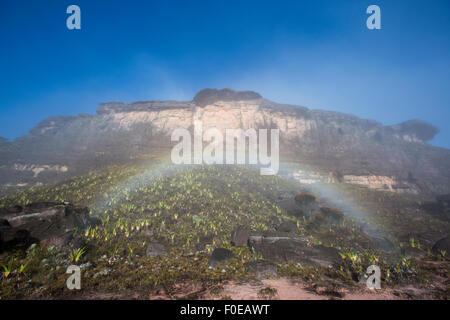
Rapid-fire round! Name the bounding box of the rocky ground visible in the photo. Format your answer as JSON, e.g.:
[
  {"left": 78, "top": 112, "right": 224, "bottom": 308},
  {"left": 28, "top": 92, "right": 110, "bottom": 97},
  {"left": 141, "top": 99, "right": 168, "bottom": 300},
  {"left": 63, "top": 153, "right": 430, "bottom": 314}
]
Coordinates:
[{"left": 0, "top": 164, "right": 449, "bottom": 300}]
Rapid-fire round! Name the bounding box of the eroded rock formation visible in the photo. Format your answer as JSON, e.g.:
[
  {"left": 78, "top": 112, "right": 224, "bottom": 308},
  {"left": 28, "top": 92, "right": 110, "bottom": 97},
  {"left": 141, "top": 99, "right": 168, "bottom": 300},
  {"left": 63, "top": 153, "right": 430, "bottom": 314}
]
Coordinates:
[{"left": 1, "top": 88, "right": 449, "bottom": 195}]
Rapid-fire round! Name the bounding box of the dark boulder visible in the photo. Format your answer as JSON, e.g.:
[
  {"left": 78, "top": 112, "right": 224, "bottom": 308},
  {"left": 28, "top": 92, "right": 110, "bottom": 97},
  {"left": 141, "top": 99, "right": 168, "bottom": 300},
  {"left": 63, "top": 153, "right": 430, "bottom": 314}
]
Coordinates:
[
  {"left": 249, "top": 231, "right": 308, "bottom": 246},
  {"left": 0, "top": 227, "right": 35, "bottom": 251},
  {"left": 248, "top": 231, "right": 340, "bottom": 267},
  {"left": 208, "top": 248, "right": 234, "bottom": 268},
  {"left": 293, "top": 193, "right": 319, "bottom": 217},
  {"left": 372, "top": 236, "right": 396, "bottom": 253},
  {"left": 0, "top": 202, "right": 97, "bottom": 252},
  {"left": 432, "top": 236, "right": 450, "bottom": 256},
  {"left": 401, "top": 246, "right": 426, "bottom": 260},
  {"left": 251, "top": 238, "right": 340, "bottom": 267},
  {"left": 276, "top": 221, "right": 298, "bottom": 233},
  {"left": 388, "top": 119, "right": 439, "bottom": 142},
  {"left": 319, "top": 207, "right": 344, "bottom": 223},
  {"left": 41, "top": 232, "right": 75, "bottom": 248},
  {"left": 361, "top": 226, "right": 397, "bottom": 253},
  {"left": 0, "top": 218, "right": 10, "bottom": 227},
  {"left": 0, "top": 205, "right": 23, "bottom": 219},
  {"left": 231, "top": 226, "right": 251, "bottom": 247},
  {"left": 23, "top": 202, "right": 63, "bottom": 214},
  {"left": 277, "top": 198, "right": 304, "bottom": 217}
]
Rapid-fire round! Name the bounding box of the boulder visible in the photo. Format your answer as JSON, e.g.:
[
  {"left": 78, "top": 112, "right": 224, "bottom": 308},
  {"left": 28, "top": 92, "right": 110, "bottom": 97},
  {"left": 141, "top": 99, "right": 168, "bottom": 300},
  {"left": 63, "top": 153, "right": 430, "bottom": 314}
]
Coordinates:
[
  {"left": 0, "top": 227, "right": 35, "bottom": 251},
  {"left": 276, "top": 221, "right": 298, "bottom": 233},
  {"left": 251, "top": 238, "right": 340, "bottom": 267},
  {"left": 249, "top": 231, "right": 308, "bottom": 246},
  {"left": 244, "top": 260, "right": 277, "bottom": 278},
  {"left": 432, "top": 236, "right": 450, "bottom": 255},
  {"left": 40, "top": 232, "right": 75, "bottom": 248},
  {"left": 319, "top": 207, "right": 344, "bottom": 222},
  {"left": 277, "top": 198, "right": 304, "bottom": 217},
  {"left": 231, "top": 226, "right": 251, "bottom": 247},
  {"left": 208, "top": 248, "right": 234, "bottom": 268},
  {"left": 0, "top": 205, "right": 23, "bottom": 220},
  {"left": 372, "top": 236, "right": 396, "bottom": 253},
  {"left": 293, "top": 193, "right": 319, "bottom": 217},
  {"left": 23, "top": 202, "right": 64, "bottom": 214},
  {"left": 146, "top": 242, "right": 168, "bottom": 257},
  {"left": 388, "top": 119, "right": 439, "bottom": 142},
  {"left": 401, "top": 246, "right": 426, "bottom": 260},
  {"left": 361, "top": 226, "right": 397, "bottom": 253},
  {"left": 0, "top": 202, "right": 97, "bottom": 252},
  {"left": 248, "top": 231, "right": 340, "bottom": 267}
]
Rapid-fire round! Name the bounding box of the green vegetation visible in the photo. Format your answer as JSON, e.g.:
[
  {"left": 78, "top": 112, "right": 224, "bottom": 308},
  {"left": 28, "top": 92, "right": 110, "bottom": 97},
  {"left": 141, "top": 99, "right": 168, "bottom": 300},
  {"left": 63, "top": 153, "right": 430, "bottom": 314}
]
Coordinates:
[
  {"left": 258, "top": 286, "right": 278, "bottom": 299},
  {"left": 69, "top": 247, "right": 87, "bottom": 264},
  {"left": 0, "top": 163, "right": 448, "bottom": 299}
]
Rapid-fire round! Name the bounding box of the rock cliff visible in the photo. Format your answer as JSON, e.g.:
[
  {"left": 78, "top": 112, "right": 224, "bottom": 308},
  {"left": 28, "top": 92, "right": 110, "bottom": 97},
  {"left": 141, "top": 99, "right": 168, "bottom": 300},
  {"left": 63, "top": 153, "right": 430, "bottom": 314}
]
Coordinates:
[{"left": 1, "top": 88, "right": 449, "bottom": 195}]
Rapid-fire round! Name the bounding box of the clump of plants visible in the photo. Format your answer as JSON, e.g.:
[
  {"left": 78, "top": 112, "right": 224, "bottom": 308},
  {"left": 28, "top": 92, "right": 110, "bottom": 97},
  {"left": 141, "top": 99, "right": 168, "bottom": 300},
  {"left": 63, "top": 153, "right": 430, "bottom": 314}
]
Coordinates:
[{"left": 258, "top": 286, "right": 278, "bottom": 299}]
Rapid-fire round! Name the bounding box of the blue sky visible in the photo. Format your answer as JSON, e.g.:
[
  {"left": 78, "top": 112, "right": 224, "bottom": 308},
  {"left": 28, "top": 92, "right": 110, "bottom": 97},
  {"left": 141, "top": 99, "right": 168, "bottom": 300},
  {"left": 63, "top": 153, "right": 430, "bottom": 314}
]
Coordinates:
[{"left": 1, "top": 0, "right": 449, "bottom": 147}]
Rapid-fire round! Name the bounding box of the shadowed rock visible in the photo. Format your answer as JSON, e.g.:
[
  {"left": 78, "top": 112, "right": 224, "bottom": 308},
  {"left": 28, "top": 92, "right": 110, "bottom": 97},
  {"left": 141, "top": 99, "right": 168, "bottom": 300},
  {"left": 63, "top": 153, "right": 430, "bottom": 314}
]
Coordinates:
[
  {"left": 293, "top": 193, "right": 319, "bottom": 218},
  {"left": 0, "top": 228, "right": 34, "bottom": 251},
  {"left": 1, "top": 89, "right": 450, "bottom": 196},
  {"left": 0, "top": 218, "right": 10, "bottom": 227},
  {"left": 0, "top": 202, "right": 97, "bottom": 252},
  {"left": 388, "top": 119, "right": 439, "bottom": 142},
  {"left": 231, "top": 226, "right": 251, "bottom": 247},
  {"left": 276, "top": 221, "right": 298, "bottom": 233},
  {"left": 401, "top": 246, "right": 426, "bottom": 260},
  {"left": 251, "top": 238, "right": 341, "bottom": 267},
  {"left": 372, "top": 236, "right": 396, "bottom": 253},
  {"left": 208, "top": 248, "right": 234, "bottom": 268},
  {"left": 249, "top": 231, "right": 308, "bottom": 246},
  {"left": 193, "top": 88, "right": 262, "bottom": 107},
  {"left": 247, "top": 230, "right": 340, "bottom": 267},
  {"left": 432, "top": 236, "right": 450, "bottom": 256},
  {"left": 319, "top": 207, "right": 344, "bottom": 223}
]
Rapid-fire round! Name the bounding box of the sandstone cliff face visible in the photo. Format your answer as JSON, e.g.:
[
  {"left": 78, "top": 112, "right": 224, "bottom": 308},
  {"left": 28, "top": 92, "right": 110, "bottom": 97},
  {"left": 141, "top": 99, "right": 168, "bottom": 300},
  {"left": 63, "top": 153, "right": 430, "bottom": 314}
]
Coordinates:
[{"left": 0, "top": 89, "right": 449, "bottom": 195}]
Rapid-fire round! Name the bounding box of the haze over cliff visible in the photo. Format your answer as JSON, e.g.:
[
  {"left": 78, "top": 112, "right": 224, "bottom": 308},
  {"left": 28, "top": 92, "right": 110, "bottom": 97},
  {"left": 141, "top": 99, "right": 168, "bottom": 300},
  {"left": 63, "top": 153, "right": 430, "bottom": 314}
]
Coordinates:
[{"left": 1, "top": 88, "right": 449, "bottom": 196}]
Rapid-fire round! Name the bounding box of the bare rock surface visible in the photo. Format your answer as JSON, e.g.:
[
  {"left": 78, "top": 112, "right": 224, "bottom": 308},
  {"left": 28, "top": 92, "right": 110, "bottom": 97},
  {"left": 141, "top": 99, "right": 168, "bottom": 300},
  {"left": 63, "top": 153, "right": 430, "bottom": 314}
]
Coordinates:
[
  {"left": 193, "top": 88, "right": 262, "bottom": 107},
  {"left": 248, "top": 231, "right": 340, "bottom": 267},
  {"left": 276, "top": 221, "right": 298, "bottom": 233},
  {"left": 231, "top": 226, "right": 251, "bottom": 247},
  {"left": 208, "top": 248, "right": 234, "bottom": 268},
  {"left": 432, "top": 236, "right": 450, "bottom": 255},
  {"left": 1, "top": 88, "right": 450, "bottom": 196},
  {"left": 0, "top": 202, "right": 97, "bottom": 252}
]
